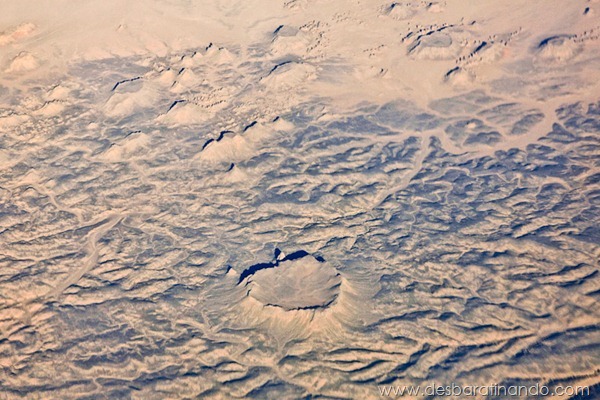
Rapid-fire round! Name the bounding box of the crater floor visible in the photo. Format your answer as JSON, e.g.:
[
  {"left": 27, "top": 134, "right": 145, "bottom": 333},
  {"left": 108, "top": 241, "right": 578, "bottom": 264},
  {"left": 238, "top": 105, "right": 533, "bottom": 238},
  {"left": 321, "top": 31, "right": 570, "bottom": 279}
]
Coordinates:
[{"left": 244, "top": 255, "right": 341, "bottom": 311}]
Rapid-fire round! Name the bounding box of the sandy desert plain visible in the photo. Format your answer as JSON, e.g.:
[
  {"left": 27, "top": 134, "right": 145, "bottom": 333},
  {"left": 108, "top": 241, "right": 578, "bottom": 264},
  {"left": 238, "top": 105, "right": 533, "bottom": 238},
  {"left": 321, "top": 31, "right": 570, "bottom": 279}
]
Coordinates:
[{"left": 0, "top": 0, "right": 599, "bottom": 399}]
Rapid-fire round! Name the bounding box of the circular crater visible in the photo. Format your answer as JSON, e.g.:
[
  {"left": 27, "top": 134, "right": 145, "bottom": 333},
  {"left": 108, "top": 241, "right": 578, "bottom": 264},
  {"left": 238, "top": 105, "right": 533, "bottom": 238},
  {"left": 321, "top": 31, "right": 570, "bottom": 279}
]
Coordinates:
[
  {"left": 409, "top": 32, "right": 460, "bottom": 60},
  {"left": 241, "top": 253, "right": 341, "bottom": 311},
  {"left": 386, "top": 3, "right": 417, "bottom": 20},
  {"left": 421, "top": 33, "right": 453, "bottom": 48},
  {"left": 537, "top": 35, "right": 581, "bottom": 61}
]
